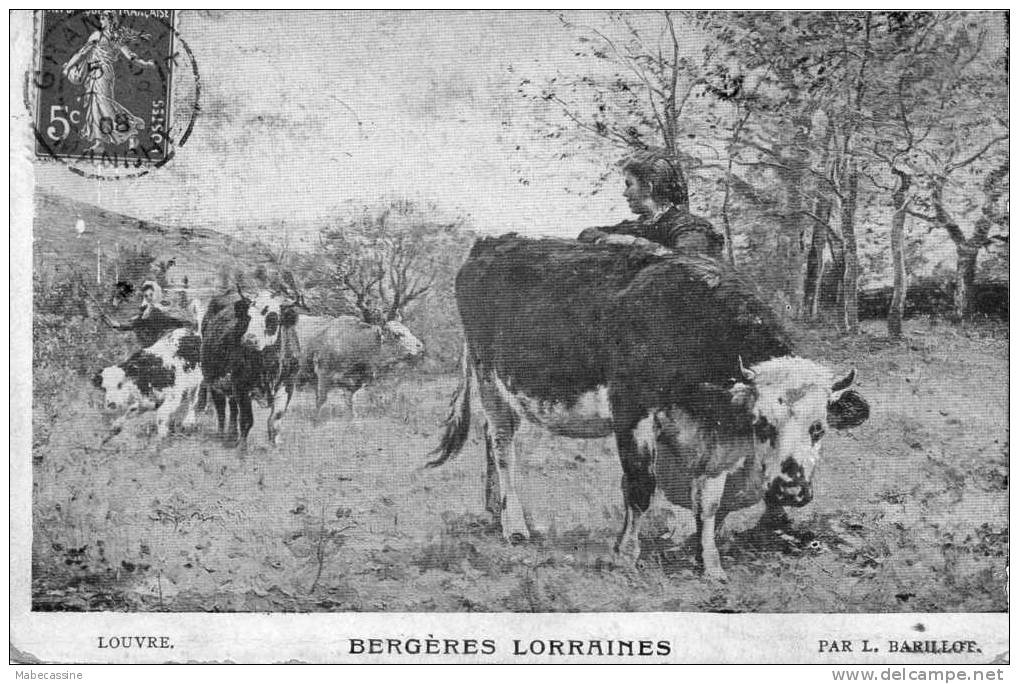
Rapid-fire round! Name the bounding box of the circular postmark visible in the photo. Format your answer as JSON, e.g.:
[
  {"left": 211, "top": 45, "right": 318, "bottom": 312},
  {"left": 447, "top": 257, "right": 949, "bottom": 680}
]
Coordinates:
[{"left": 29, "top": 10, "right": 200, "bottom": 180}]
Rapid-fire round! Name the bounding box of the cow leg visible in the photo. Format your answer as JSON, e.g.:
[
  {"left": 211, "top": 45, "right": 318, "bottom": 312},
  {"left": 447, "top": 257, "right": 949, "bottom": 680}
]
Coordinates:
[
  {"left": 236, "top": 396, "right": 254, "bottom": 451},
  {"left": 613, "top": 415, "right": 656, "bottom": 566},
  {"left": 109, "top": 405, "right": 141, "bottom": 436},
  {"left": 313, "top": 358, "right": 329, "bottom": 418},
  {"left": 693, "top": 472, "right": 729, "bottom": 580},
  {"left": 266, "top": 384, "right": 293, "bottom": 447},
  {"left": 350, "top": 387, "right": 364, "bottom": 419},
  {"left": 476, "top": 377, "right": 527, "bottom": 541},
  {"left": 181, "top": 385, "right": 200, "bottom": 432},
  {"left": 211, "top": 391, "right": 227, "bottom": 435},
  {"left": 758, "top": 502, "right": 792, "bottom": 530},
  {"left": 155, "top": 394, "right": 180, "bottom": 440},
  {"left": 227, "top": 397, "right": 239, "bottom": 441},
  {"left": 483, "top": 425, "right": 502, "bottom": 517},
  {"left": 691, "top": 507, "right": 731, "bottom": 564},
  {"left": 194, "top": 382, "right": 208, "bottom": 412}
]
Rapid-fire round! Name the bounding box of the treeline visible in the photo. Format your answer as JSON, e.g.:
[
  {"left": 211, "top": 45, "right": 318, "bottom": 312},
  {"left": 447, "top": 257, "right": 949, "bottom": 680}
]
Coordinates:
[{"left": 519, "top": 10, "right": 1008, "bottom": 335}]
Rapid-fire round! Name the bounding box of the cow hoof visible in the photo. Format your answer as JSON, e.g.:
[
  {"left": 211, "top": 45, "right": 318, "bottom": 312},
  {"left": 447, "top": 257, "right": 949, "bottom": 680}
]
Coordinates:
[
  {"left": 758, "top": 507, "right": 792, "bottom": 531},
  {"left": 502, "top": 529, "right": 530, "bottom": 544},
  {"left": 703, "top": 566, "right": 728, "bottom": 582},
  {"left": 613, "top": 546, "right": 641, "bottom": 569},
  {"left": 614, "top": 538, "right": 641, "bottom": 566}
]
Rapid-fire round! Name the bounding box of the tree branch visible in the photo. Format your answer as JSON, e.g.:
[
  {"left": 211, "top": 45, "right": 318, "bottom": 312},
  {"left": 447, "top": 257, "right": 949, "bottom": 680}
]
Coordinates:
[{"left": 945, "top": 133, "right": 1008, "bottom": 173}]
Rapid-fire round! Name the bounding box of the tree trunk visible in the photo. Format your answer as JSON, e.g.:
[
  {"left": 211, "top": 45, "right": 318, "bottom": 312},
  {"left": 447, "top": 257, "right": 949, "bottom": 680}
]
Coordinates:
[
  {"left": 803, "top": 195, "right": 833, "bottom": 318},
  {"left": 929, "top": 162, "right": 1007, "bottom": 321},
  {"left": 721, "top": 109, "right": 751, "bottom": 268},
  {"left": 721, "top": 161, "right": 737, "bottom": 267},
  {"left": 887, "top": 169, "right": 910, "bottom": 338},
  {"left": 802, "top": 123, "right": 835, "bottom": 319},
  {"left": 954, "top": 243, "right": 979, "bottom": 320},
  {"left": 840, "top": 161, "right": 861, "bottom": 333},
  {"left": 783, "top": 110, "right": 815, "bottom": 316},
  {"left": 822, "top": 226, "right": 846, "bottom": 311}
]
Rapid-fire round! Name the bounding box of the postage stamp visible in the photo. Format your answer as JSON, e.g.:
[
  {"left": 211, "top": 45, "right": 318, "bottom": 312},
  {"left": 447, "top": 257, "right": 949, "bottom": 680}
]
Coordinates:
[
  {"left": 9, "top": 9, "right": 1010, "bottom": 670},
  {"left": 28, "top": 10, "right": 199, "bottom": 180}
]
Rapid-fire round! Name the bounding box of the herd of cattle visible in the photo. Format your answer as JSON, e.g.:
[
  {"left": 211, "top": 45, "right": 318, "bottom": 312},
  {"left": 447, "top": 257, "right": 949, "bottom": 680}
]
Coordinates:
[
  {"left": 87, "top": 235, "right": 871, "bottom": 578},
  {"left": 91, "top": 290, "right": 424, "bottom": 448}
]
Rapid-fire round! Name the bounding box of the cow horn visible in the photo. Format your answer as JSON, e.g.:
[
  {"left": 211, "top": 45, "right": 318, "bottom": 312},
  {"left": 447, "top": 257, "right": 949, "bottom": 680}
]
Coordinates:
[
  {"left": 832, "top": 368, "right": 856, "bottom": 392},
  {"left": 738, "top": 356, "right": 756, "bottom": 381}
]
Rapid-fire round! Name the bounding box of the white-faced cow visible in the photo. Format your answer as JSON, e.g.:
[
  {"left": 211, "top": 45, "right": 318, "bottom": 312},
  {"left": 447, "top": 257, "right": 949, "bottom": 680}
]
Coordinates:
[
  {"left": 92, "top": 327, "right": 204, "bottom": 439},
  {"left": 428, "top": 235, "right": 869, "bottom": 579},
  {"left": 297, "top": 314, "right": 424, "bottom": 417},
  {"left": 200, "top": 290, "right": 301, "bottom": 449}
]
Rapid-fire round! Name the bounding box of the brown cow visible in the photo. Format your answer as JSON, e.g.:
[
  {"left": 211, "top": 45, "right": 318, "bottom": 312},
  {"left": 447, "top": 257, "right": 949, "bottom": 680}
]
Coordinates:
[{"left": 297, "top": 315, "right": 423, "bottom": 417}]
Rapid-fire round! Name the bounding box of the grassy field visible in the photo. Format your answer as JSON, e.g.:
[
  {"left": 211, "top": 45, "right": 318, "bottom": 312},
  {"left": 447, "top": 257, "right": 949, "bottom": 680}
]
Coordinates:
[{"left": 31, "top": 319, "right": 1007, "bottom": 613}]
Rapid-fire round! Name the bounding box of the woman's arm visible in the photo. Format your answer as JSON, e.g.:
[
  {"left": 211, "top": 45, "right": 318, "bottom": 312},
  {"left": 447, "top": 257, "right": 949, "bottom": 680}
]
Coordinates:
[
  {"left": 119, "top": 44, "right": 154, "bottom": 67},
  {"left": 101, "top": 311, "right": 140, "bottom": 331},
  {"left": 578, "top": 220, "right": 641, "bottom": 243},
  {"left": 577, "top": 227, "right": 609, "bottom": 243}
]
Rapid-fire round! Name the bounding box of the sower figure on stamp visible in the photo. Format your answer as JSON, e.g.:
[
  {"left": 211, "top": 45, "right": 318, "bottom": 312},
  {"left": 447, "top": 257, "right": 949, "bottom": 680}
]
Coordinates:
[
  {"left": 578, "top": 149, "right": 724, "bottom": 257},
  {"left": 61, "top": 11, "right": 156, "bottom": 153},
  {"left": 102, "top": 280, "right": 192, "bottom": 348}
]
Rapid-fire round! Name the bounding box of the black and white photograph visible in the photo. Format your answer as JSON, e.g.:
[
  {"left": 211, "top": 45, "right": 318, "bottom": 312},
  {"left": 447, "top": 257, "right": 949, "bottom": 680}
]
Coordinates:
[{"left": 10, "top": 10, "right": 1010, "bottom": 666}]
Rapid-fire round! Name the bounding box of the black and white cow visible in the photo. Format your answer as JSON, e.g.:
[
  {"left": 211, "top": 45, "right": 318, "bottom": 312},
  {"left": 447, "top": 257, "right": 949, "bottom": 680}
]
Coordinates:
[
  {"left": 428, "top": 235, "right": 869, "bottom": 579},
  {"left": 200, "top": 290, "right": 301, "bottom": 449},
  {"left": 92, "top": 327, "right": 204, "bottom": 439}
]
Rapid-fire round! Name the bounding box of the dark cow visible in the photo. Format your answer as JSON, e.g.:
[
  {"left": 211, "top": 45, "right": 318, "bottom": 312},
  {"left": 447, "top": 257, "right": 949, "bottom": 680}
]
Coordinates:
[
  {"left": 428, "top": 235, "right": 869, "bottom": 579},
  {"left": 200, "top": 290, "right": 301, "bottom": 449},
  {"left": 92, "top": 328, "right": 204, "bottom": 439},
  {"left": 297, "top": 314, "right": 424, "bottom": 417}
]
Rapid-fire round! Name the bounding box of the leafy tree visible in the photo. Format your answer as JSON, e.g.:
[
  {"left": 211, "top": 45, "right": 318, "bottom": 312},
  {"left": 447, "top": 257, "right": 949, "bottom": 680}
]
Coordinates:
[
  {"left": 869, "top": 11, "right": 1008, "bottom": 321},
  {"left": 519, "top": 10, "right": 1006, "bottom": 330}
]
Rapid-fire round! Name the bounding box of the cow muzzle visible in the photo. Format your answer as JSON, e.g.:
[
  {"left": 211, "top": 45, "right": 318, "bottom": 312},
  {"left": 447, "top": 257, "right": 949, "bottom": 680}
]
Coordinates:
[{"left": 764, "top": 477, "right": 813, "bottom": 507}]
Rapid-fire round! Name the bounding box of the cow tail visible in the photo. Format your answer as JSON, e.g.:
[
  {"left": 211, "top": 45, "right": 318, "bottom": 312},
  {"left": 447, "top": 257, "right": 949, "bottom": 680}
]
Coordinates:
[{"left": 426, "top": 340, "right": 474, "bottom": 467}]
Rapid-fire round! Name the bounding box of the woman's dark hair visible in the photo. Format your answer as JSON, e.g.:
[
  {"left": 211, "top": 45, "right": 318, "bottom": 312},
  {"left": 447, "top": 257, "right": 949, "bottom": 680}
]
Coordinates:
[{"left": 621, "top": 150, "right": 689, "bottom": 206}]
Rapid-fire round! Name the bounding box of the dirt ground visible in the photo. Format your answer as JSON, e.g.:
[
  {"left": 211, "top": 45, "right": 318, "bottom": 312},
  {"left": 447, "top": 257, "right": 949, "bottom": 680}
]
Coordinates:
[{"left": 31, "top": 319, "right": 1008, "bottom": 612}]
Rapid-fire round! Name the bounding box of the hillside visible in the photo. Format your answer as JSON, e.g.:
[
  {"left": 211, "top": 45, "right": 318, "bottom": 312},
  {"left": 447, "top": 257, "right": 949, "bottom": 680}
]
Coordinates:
[{"left": 33, "top": 190, "right": 271, "bottom": 296}]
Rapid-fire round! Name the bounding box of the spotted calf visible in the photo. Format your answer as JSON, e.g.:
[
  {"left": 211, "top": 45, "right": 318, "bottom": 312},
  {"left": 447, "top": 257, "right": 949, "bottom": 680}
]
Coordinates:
[{"left": 92, "top": 328, "right": 204, "bottom": 439}]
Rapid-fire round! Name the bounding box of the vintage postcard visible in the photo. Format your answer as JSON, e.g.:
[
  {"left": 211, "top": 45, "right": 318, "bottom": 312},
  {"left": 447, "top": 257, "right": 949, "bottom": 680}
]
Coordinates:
[{"left": 10, "top": 10, "right": 1009, "bottom": 666}]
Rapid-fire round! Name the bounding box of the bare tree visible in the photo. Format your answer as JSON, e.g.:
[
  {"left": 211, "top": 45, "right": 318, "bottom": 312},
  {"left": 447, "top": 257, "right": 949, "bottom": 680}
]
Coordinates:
[{"left": 320, "top": 201, "right": 464, "bottom": 323}]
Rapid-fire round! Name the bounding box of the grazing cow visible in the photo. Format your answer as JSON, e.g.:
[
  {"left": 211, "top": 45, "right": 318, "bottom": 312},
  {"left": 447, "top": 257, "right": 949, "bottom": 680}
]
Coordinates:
[
  {"left": 200, "top": 290, "right": 301, "bottom": 449},
  {"left": 297, "top": 314, "right": 424, "bottom": 417},
  {"left": 428, "top": 235, "right": 870, "bottom": 578},
  {"left": 92, "top": 328, "right": 204, "bottom": 439}
]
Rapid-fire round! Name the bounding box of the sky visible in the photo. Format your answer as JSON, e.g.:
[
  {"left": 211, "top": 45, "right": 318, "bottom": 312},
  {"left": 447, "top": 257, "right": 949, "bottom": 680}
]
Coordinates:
[{"left": 26, "top": 10, "right": 670, "bottom": 245}]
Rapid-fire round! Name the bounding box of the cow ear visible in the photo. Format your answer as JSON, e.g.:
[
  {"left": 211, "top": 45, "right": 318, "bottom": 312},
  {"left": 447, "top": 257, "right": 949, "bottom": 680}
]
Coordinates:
[
  {"left": 828, "top": 389, "right": 870, "bottom": 430},
  {"left": 233, "top": 298, "right": 249, "bottom": 317},
  {"left": 281, "top": 305, "right": 298, "bottom": 327},
  {"left": 91, "top": 372, "right": 103, "bottom": 389}
]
